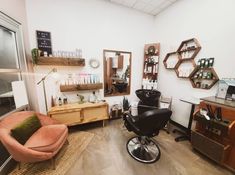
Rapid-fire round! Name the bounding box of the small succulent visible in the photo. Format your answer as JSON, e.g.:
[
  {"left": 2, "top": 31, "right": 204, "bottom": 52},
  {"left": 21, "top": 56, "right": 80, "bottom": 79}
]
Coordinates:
[{"left": 31, "top": 48, "right": 39, "bottom": 64}]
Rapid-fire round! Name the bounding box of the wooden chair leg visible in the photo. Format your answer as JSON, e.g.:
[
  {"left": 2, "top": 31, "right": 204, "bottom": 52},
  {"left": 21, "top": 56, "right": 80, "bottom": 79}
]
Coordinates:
[
  {"left": 18, "top": 162, "right": 21, "bottom": 170},
  {"left": 66, "top": 139, "right": 69, "bottom": 145},
  {"left": 51, "top": 158, "right": 55, "bottom": 170}
]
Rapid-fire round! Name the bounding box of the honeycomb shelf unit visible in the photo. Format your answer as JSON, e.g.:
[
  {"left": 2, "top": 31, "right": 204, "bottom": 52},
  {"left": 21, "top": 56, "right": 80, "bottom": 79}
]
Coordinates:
[
  {"left": 189, "top": 67, "right": 219, "bottom": 89},
  {"left": 175, "top": 59, "right": 196, "bottom": 78},
  {"left": 163, "top": 38, "right": 202, "bottom": 79},
  {"left": 177, "top": 38, "right": 201, "bottom": 61},
  {"left": 163, "top": 51, "right": 180, "bottom": 70}
]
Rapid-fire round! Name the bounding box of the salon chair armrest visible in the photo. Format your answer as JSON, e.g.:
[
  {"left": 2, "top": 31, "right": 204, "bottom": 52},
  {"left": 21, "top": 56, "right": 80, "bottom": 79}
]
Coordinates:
[
  {"left": 123, "top": 112, "right": 140, "bottom": 132},
  {"left": 123, "top": 111, "right": 139, "bottom": 122}
]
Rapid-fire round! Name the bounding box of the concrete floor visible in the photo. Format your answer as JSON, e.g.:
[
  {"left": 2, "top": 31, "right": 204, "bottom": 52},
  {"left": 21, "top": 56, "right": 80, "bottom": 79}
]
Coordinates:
[{"left": 67, "top": 119, "right": 233, "bottom": 175}]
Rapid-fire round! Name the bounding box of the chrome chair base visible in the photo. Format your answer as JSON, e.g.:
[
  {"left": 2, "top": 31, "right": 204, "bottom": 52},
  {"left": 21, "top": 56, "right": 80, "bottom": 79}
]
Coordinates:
[{"left": 126, "top": 136, "right": 160, "bottom": 164}]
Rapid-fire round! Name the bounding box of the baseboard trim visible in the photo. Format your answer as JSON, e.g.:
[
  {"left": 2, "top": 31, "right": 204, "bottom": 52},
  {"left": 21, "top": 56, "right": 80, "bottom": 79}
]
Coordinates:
[{"left": 169, "top": 119, "right": 187, "bottom": 131}]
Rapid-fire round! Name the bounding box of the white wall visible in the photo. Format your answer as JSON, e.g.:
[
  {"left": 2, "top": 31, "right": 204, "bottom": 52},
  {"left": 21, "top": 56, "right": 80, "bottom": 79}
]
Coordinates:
[
  {"left": 26, "top": 0, "right": 155, "bottom": 114},
  {"left": 154, "top": 0, "right": 235, "bottom": 127},
  {"left": 26, "top": 0, "right": 235, "bottom": 122},
  {"left": 0, "top": 0, "right": 39, "bottom": 111}
]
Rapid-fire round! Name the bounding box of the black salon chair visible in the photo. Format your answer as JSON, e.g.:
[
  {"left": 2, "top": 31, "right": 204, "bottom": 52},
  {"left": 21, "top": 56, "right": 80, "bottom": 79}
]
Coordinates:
[{"left": 123, "top": 108, "right": 172, "bottom": 163}]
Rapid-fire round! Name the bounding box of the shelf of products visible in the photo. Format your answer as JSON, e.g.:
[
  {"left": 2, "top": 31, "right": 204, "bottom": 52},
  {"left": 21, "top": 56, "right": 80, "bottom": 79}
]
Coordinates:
[
  {"left": 143, "top": 43, "right": 160, "bottom": 80},
  {"left": 175, "top": 60, "right": 196, "bottom": 78},
  {"left": 142, "top": 43, "right": 160, "bottom": 89},
  {"left": 174, "top": 38, "right": 201, "bottom": 78},
  {"left": 36, "top": 57, "right": 85, "bottom": 66},
  {"left": 163, "top": 51, "right": 180, "bottom": 69},
  {"left": 60, "top": 73, "right": 102, "bottom": 92},
  {"left": 189, "top": 66, "right": 219, "bottom": 89},
  {"left": 177, "top": 38, "right": 201, "bottom": 60},
  {"left": 197, "top": 57, "right": 214, "bottom": 68},
  {"left": 60, "top": 83, "right": 103, "bottom": 92},
  {"left": 163, "top": 38, "right": 201, "bottom": 79}
]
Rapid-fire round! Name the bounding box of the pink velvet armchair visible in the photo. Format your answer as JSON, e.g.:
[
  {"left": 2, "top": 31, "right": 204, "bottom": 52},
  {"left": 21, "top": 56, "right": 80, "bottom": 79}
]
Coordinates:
[{"left": 0, "top": 111, "right": 68, "bottom": 169}]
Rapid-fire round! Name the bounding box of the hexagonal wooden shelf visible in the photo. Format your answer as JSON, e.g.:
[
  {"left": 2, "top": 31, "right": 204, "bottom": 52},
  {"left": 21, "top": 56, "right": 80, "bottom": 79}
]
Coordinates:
[
  {"left": 174, "top": 59, "right": 196, "bottom": 78},
  {"left": 163, "top": 52, "right": 180, "bottom": 69},
  {"left": 163, "top": 38, "right": 202, "bottom": 80},
  {"left": 177, "top": 38, "right": 201, "bottom": 60},
  {"left": 189, "top": 66, "right": 219, "bottom": 89},
  {"left": 173, "top": 38, "right": 201, "bottom": 78}
]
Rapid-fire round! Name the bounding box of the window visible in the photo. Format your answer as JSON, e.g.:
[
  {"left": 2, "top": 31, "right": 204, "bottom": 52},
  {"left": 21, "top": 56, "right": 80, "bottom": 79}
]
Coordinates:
[
  {"left": 0, "top": 26, "right": 19, "bottom": 69},
  {"left": 0, "top": 12, "right": 27, "bottom": 117}
]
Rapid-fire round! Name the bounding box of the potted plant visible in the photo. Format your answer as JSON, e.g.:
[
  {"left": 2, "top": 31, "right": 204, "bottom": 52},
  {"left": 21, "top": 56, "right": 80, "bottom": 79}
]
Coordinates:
[
  {"left": 31, "top": 48, "right": 39, "bottom": 64},
  {"left": 123, "top": 96, "right": 130, "bottom": 112}
]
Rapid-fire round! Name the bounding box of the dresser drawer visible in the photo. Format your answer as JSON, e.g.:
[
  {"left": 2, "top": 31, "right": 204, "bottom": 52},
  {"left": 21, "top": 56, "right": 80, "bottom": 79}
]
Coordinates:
[
  {"left": 191, "top": 131, "right": 230, "bottom": 163},
  {"left": 83, "top": 106, "right": 108, "bottom": 123},
  {"left": 51, "top": 111, "right": 81, "bottom": 126}
]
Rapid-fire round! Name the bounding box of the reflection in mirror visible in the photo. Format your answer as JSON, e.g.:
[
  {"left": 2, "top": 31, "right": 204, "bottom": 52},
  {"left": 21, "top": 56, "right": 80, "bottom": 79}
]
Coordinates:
[{"left": 103, "top": 50, "right": 131, "bottom": 97}]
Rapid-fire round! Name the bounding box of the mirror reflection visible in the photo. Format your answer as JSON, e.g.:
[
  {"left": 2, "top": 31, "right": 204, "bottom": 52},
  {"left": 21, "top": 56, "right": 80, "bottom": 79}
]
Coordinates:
[{"left": 103, "top": 50, "right": 131, "bottom": 97}]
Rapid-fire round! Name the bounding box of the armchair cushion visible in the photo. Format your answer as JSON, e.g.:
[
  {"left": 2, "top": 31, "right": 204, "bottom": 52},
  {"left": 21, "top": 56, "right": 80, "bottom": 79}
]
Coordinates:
[
  {"left": 11, "top": 114, "right": 41, "bottom": 145},
  {"left": 25, "top": 124, "right": 68, "bottom": 153}
]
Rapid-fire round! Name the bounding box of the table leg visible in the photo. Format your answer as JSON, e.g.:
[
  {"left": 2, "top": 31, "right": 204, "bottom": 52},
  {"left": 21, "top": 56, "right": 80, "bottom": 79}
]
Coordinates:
[
  {"left": 187, "top": 104, "right": 195, "bottom": 136},
  {"left": 175, "top": 104, "right": 195, "bottom": 142}
]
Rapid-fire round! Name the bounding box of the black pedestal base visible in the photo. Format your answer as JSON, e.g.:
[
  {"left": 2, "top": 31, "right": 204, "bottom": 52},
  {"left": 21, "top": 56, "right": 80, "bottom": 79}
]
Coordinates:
[{"left": 173, "top": 129, "right": 190, "bottom": 142}]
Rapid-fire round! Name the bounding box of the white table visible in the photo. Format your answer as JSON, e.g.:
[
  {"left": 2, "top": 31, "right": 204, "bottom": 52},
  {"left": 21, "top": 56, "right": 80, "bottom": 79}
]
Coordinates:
[{"left": 174, "top": 97, "right": 200, "bottom": 142}]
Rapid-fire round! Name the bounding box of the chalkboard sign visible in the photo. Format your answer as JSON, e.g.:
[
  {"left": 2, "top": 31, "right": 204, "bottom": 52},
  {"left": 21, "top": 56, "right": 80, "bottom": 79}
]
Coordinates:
[{"left": 36, "top": 30, "right": 52, "bottom": 55}]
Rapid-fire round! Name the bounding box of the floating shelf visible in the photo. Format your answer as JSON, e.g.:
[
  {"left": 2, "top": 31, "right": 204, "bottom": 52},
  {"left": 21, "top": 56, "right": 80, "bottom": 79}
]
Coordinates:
[
  {"left": 177, "top": 38, "right": 201, "bottom": 52},
  {"left": 163, "top": 51, "right": 180, "bottom": 70},
  {"left": 178, "top": 47, "right": 197, "bottom": 53},
  {"left": 177, "top": 38, "right": 201, "bottom": 60},
  {"left": 189, "top": 66, "right": 219, "bottom": 89},
  {"left": 175, "top": 59, "right": 196, "bottom": 78},
  {"left": 163, "top": 38, "right": 201, "bottom": 79},
  {"left": 60, "top": 83, "right": 103, "bottom": 92},
  {"left": 145, "top": 61, "right": 158, "bottom": 66},
  {"left": 36, "top": 57, "right": 85, "bottom": 66}
]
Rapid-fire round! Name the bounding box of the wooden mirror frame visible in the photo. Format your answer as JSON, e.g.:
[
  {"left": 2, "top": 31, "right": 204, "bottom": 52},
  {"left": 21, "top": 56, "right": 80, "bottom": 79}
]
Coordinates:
[{"left": 103, "top": 49, "right": 132, "bottom": 97}]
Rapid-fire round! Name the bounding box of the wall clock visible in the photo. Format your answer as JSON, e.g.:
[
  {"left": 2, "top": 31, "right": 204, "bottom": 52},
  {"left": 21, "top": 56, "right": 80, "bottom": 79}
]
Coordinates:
[{"left": 89, "top": 59, "right": 100, "bottom": 68}]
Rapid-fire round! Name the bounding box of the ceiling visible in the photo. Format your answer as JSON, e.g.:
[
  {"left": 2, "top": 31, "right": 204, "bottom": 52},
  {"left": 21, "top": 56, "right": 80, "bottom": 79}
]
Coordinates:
[{"left": 102, "top": 0, "right": 179, "bottom": 16}]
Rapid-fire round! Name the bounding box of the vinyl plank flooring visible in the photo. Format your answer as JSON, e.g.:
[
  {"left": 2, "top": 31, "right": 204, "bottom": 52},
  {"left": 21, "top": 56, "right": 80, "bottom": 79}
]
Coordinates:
[{"left": 66, "top": 120, "right": 233, "bottom": 175}]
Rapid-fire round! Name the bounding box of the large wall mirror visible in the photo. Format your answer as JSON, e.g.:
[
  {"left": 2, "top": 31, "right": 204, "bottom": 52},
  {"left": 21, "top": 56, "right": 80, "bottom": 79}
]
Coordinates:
[{"left": 103, "top": 49, "right": 131, "bottom": 97}]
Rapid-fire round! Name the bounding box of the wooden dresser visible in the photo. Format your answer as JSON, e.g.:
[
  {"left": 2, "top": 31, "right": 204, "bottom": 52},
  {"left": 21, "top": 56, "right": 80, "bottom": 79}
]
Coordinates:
[
  {"left": 192, "top": 96, "right": 235, "bottom": 172},
  {"left": 48, "top": 102, "right": 109, "bottom": 127}
]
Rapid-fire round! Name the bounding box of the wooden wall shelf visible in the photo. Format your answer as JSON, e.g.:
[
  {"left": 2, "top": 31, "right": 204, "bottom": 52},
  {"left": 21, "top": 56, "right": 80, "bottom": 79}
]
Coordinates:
[
  {"left": 189, "top": 66, "right": 219, "bottom": 89},
  {"left": 177, "top": 38, "right": 201, "bottom": 60},
  {"left": 163, "top": 38, "right": 202, "bottom": 80},
  {"left": 177, "top": 38, "right": 201, "bottom": 52},
  {"left": 175, "top": 59, "right": 196, "bottom": 78},
  {"left": 36, "top": 57, "right": 85, "bottom": 66},
  {"left": 60, "top": 83, "right": 103, "bottom": 92},
  {"left": 163, "top": 51, "right": 180, "bottom": 69}
]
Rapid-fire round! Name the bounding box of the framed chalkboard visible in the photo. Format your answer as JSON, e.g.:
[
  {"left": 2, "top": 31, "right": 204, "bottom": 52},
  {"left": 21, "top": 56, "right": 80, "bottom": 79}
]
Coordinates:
[{"left": 36, "top": 30, "right": 52, "bottom": 55}]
